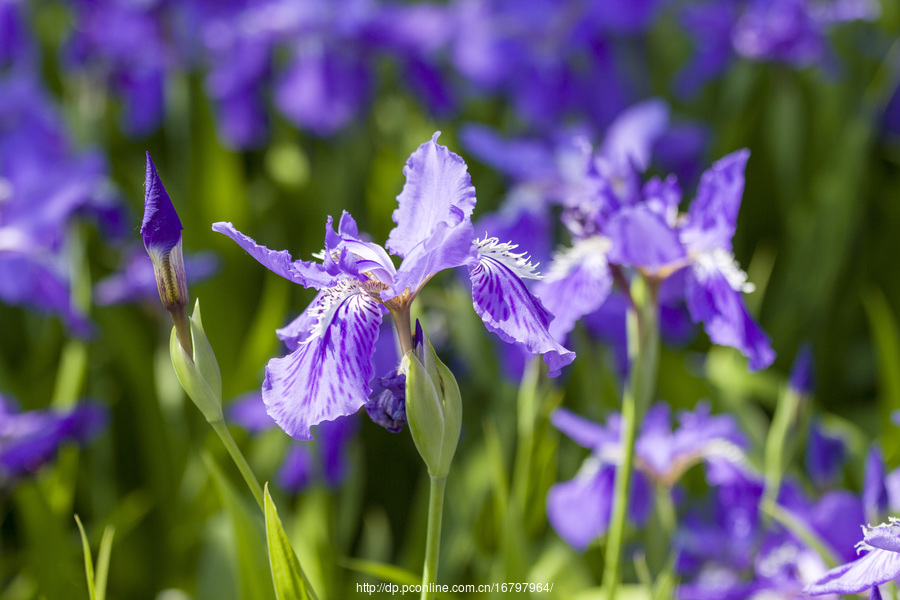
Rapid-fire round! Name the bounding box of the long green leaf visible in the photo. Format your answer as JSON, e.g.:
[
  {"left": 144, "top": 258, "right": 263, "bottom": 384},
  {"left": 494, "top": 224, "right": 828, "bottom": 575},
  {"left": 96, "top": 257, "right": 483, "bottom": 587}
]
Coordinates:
[
  {"left": 95, "top": 526, "right": 116, "bottom": 600},
  {"left": 339, "top": 558, "right": 420, "bottom": 587},
  {"left": 264, "top": 484, "right": 317, "bottom": 600},
  {"left": 205, "top": 454, "right": 276, "bottom": 600},
  {"left": 74, "top": 515, "right": 96, "bottom": 600}
]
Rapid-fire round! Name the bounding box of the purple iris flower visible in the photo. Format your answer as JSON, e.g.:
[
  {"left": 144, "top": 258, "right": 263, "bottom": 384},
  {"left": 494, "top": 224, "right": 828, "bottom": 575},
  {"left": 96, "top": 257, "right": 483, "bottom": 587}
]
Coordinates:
[
  {"left": 226, "top": 391, "right": 356, "bottom": 493},
  {"left": 0, "top": 394, "right": 106, "bottom": 487},
  {"left": 865, "top": 446, "right": 890, "bottom": 523},
  {"left": 805, "top": 519, "right": 900, "bottom": 597},
  {"left": 548, "top": 402, "right": 746, "bottom": 551},
  {"left": 214, "top": 133, "right": 573, "bottom": 440}
]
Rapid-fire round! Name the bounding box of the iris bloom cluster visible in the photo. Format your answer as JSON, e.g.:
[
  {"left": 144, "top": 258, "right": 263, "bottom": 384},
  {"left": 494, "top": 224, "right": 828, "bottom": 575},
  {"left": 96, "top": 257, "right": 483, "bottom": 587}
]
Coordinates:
[
  {"left": 215, "top": 133, "right": 573, "bottom": 440},
  {"left": 471, "top": 99, "right": 773, "bottom": 373}
]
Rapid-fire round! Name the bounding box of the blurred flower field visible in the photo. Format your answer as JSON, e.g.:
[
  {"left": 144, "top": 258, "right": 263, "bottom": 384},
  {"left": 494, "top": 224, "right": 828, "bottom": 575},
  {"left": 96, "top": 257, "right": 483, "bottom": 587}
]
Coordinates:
[{"left": 3, "top": 0, "right": 900, "bottom": 598}]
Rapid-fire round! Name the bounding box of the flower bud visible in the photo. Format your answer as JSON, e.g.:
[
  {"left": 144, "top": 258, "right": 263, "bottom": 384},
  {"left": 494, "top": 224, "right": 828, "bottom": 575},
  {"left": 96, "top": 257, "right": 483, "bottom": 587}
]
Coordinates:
[
  {"left": 170, "top": 299, "right": 223, "bottom": 423},
  {"left": 403, "top": 321, "right": 461, "bottom": 478},
  {"left": 141, "top": 152, "right": 191, "bottom": 355}
]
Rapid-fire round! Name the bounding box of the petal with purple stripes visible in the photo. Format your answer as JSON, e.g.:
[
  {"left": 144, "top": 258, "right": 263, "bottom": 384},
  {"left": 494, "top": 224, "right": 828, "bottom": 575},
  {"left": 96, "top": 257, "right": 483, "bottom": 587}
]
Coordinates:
[
  {"left": 469, "top": 238, "right": 574, "bottom": 376},
  {"left": 263, "top": 282, "right": 385, "bottom": 440}
]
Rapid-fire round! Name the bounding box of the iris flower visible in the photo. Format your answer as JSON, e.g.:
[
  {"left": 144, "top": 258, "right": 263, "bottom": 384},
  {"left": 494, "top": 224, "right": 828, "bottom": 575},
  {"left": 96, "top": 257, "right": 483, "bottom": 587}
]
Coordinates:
[
  {"left": 214, "top": 133, "right": 573, "bottom": 440},
  {"left": 548, "top": 402, "right": 747, "bottom": 550}
]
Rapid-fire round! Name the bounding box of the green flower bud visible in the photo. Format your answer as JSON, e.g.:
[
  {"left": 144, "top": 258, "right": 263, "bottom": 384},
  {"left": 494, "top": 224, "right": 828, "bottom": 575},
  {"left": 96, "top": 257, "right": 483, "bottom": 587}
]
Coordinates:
[
  {"left": 403, "top": 322, "right": 462, "bottom": 479},
  {"left": 170, "top": 299, "right": 223, "bottom": 424}
]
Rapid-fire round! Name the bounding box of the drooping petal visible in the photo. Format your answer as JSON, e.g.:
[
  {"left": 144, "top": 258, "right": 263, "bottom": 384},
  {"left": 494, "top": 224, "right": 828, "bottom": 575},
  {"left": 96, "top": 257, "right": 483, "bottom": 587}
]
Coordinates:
[
  {"left": 547, "top": 460, "right": 615, "bottom": 551},
  {"left": 469, "top": 238, "right": 574, "bottom": 376},
  {"left": 212, "top": 221, "right": 338, "bottom": 289},
  {"left": 534, "top": 237, "right": 614, "bottom": 341},
  {"left": 276, "top": 291, "right": 326, "bottom": 352},
  {"left": 804, "top": 548, "right": 900, "bottom": 596},
  {"left": 685, "top": 263, "right": 775, "bottom": 371},
  {"left": 386, "top": 132, "right": 477, "bottom": 259},
  {"left": 262, "top": 282, "right": 385, "bottom": 440}
]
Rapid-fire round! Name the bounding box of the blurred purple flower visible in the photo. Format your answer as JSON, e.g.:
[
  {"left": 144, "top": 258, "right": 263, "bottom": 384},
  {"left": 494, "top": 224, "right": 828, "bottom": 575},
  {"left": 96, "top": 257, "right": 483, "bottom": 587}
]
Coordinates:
[
  {"left": 548, "top": 402, "right": 746, "bottom": 550},
  {"left": 0, "top": 394, "right": 106, "bottom": 487},
  {"left": 678, "top": 0, "right": 880, "bottom": 94},
  {"left": 215, "top": 133, "right": 572, "bottom": 440},
  {"left": 865, "top": 446, "right": 890, "bottom": 523},
  {"left": 805, "top": 422, "right": 845, "bottom": 490},
  {"left": 0, "top": 75, "right": 123, "bottom": 334},
  {"left": 226, "top": 391, "right": 357, "bottom": 493}
]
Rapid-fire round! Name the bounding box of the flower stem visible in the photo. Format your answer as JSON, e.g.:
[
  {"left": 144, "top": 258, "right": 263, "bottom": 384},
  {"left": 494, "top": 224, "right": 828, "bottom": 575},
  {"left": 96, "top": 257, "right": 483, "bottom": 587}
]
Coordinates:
[
  {"left": 602, "top": 277, "right": 660, "bottom": 600},
  {"left": 210, "top": 419, "right": 265, "bottom": 511},
  {"left": 421, "top": 475, "right": 447, "bottom": 600}
]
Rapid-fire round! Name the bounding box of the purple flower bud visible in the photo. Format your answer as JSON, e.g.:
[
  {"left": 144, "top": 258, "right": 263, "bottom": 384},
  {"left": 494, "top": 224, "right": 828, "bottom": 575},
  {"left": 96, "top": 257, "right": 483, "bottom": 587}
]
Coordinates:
[
  {"left": 365, "top": 371, "right": 407, "bottom": 433},
  {"left": 789, "top": 345, "right": 815, "bottom": 396},
  {"left": 141, "top": 152, "right": 190, "bottom": 354}
]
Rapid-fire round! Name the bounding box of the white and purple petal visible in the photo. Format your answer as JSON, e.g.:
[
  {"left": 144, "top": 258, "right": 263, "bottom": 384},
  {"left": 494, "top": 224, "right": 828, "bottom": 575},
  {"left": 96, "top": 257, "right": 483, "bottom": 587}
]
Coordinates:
[
  {"left": 212, "top": 221, "right": 338, "bottom": 289},
  {"left": 468, "top": 238, "right": 574, "bottom": 376},
  {"left": 263, "top": 282, "right": 385, "bottom": 441},
  {"left": 386, "top": 132, "right": 477, "bottom": 259},
  {"left": 804, "top": 547, "right": 900, "bottom": 596},
  {"left": 534, "top": 237, "right": 614, "bottom": 341},
  {"left": 685, "top": 257, "right": 774, "bottom": 371}
]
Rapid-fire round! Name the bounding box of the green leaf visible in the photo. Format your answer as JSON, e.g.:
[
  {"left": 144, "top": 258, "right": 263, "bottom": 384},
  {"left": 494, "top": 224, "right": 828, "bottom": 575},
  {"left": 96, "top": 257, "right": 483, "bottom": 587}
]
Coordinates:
[
  {"left": 205, "top": 454, "right": 276, "bottom": 600},
  {"left": 264, "top": 484, "right": 317, "bottom": 600},
  {"left": 74, "top": 515, "right": 96, "bottom": 600},
  {"left": 339, "top": 558, "right": 421, "bottom": 587},
  {"left": 95, "top": 525, "right": 115, "bottom": 600}
]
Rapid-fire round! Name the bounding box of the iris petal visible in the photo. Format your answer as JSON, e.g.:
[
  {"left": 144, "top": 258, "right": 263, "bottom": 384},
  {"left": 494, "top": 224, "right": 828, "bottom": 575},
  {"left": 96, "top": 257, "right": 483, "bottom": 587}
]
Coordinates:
[
  {"left": 469, "top": 239, "right": 574, "bottom": 376},
  {"left": 213, "top": 221, "right": 338, "bottom": 289},
  {"left": 263, "top": 284, "right": 385, "bottom": 440}
]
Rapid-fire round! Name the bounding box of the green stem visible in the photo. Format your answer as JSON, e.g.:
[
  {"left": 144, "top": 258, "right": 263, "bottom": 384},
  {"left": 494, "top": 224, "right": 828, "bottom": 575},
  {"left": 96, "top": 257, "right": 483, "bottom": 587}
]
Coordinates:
[
  {"left": 210, "top": 419, "right": 265, "bottom": 511},
  {"left": 421, "top": 475, "right": 447, "bottom": 600},
  {"left": 602, "top": 277, "right": 660, "bottom": 600}
]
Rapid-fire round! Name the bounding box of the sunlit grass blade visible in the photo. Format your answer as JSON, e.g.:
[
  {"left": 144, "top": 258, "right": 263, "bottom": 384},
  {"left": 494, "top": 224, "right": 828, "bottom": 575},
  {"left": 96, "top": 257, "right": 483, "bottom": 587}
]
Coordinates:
[
  {"left": 264, "top": 484, "right": 317, "bottom": 600},
  {"left": 339, "top": 558, "right": 421, "bottom": 587},
  {"left": 95, "top": 525, "right": 115, "bottom": 600},
  {"left": 74, "top": 515, "right": 96, "bottom": 600}
]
